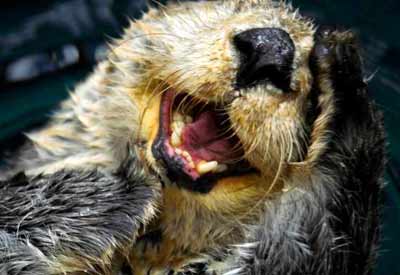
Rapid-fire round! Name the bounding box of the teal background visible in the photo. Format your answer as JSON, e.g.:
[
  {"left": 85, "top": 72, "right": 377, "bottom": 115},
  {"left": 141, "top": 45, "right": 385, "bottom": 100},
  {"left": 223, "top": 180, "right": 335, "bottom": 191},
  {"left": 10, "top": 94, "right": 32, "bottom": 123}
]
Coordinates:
[
  {"left": 0, "top": 1, "right": 399, "bottom": 274},
  {"left": 293, "top": 2, "right": 400, "bottom": 274}
]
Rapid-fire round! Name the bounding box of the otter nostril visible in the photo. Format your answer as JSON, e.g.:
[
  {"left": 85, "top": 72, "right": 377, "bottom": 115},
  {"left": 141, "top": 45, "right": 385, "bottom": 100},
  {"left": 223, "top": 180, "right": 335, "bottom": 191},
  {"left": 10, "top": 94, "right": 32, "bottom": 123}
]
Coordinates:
[{"left": 234, "top": 28, "right": 295, "bottom": 91}]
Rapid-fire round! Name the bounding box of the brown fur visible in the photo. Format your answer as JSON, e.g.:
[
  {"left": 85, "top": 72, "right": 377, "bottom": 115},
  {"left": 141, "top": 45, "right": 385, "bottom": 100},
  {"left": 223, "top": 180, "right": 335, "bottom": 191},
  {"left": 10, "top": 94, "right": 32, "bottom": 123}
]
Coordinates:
[{"left": 10, "top": 1, "right": 338, "bottom": 273}]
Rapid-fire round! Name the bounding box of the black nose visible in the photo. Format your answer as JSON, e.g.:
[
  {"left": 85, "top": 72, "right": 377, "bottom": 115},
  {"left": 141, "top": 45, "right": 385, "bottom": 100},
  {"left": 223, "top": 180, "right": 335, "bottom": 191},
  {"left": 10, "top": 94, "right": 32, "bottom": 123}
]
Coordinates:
[{"left": 234, "top": 28, "right": 295, "bottom": 91}]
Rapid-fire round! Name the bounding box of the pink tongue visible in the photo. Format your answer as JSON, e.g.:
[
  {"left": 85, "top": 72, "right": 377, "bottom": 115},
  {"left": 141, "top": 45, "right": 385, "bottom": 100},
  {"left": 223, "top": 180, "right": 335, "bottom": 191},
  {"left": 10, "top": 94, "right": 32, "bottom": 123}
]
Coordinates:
[{"left": 181, "top": 111, "right": 235, "bottom": 162}]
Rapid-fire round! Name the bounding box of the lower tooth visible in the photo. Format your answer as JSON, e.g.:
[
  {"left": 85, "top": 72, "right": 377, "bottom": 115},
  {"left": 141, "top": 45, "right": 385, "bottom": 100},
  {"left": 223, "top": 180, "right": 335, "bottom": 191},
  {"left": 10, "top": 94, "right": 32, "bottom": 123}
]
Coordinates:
[
  {"left": 171, "top": 131, "right": 181, "bottom": 147},
  {"left": 173, "top": 112, "right": 184, "bottom": 122},
  {"left": 196, "top": 161, "right": 218, "bottom": 175}
]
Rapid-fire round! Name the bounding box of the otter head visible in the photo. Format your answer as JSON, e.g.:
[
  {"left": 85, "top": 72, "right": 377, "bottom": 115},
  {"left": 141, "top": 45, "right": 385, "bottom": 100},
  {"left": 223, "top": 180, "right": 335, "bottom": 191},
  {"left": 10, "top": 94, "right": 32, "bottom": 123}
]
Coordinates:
[
  {"left": 109, "top": 0, "right": 319, "bottom": 195},
  {"left": 20, "top": 0, "right": 364, "bottom": 271}
]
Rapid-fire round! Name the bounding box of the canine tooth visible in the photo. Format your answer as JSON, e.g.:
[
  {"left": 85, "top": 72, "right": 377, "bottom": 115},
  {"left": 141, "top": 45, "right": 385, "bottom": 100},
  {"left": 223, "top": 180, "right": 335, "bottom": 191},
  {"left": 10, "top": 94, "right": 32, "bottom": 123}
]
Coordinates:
[
  {"left": 171, "top": 131, "right": 182, "bottom": 147},
  {"left": 196, "top": 161, "right": 218, "bottom": 175},
  {"left": 215, "top": 164, "right": 228, "bottom": 173},
  {"left": 172, "top": 121, "right": 185, "bottom": 134},
  {"left": 171, "top": 122, "right": 178, "bottom": 131}
]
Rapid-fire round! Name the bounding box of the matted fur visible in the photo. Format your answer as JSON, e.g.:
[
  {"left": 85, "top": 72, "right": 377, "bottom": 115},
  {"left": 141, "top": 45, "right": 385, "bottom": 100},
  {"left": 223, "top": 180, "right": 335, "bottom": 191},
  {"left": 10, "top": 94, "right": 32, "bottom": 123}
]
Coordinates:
[{"left": 0, "top": 1, "right": 385, "bottom": 274}]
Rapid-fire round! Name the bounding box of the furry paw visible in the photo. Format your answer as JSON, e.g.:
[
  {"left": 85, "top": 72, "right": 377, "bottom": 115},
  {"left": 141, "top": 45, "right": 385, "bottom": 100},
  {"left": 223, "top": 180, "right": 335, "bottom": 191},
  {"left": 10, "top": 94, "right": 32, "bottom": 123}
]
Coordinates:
[{"left": 310, "top": 26, "right": 365, "bottom": 93}]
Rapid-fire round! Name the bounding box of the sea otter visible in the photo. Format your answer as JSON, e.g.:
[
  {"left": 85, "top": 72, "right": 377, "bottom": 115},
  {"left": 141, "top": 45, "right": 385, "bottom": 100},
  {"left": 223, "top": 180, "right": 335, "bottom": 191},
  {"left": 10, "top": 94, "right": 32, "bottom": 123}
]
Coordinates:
[{"left": 0, "top": 1, "right": 385, "bottom": 274}]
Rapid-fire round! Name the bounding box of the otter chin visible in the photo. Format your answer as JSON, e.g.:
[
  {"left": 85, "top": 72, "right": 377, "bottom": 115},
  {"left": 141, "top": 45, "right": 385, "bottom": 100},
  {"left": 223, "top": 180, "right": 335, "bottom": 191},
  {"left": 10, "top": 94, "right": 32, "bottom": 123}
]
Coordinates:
[{"left": 0, "top": 1, "right": 385, "bottom": 275}]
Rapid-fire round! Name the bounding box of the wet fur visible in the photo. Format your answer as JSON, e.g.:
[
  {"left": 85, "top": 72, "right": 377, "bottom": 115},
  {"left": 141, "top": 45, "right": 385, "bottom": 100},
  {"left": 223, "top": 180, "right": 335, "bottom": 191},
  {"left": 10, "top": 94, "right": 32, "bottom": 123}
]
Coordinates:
[
  {"left": 0, "top": 150, "right": 160, "bottom": 274},
  {"left": 0, "top": 1, "right": 385, "bottom": 274}
]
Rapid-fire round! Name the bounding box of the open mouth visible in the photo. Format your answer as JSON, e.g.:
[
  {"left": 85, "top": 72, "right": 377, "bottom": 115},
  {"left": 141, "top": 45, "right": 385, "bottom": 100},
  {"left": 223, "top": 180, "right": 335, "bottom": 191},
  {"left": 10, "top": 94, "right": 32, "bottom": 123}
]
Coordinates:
[{"left": 152, "top": 90, "right": 255, "bottom": 192}]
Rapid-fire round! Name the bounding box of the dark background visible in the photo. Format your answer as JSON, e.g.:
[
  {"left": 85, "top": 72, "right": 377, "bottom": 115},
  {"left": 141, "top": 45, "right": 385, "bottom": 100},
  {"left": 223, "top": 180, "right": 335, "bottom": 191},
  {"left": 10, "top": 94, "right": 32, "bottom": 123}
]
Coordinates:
[{"left": 0, "top": 1, "right": 399, "bottom": 274}]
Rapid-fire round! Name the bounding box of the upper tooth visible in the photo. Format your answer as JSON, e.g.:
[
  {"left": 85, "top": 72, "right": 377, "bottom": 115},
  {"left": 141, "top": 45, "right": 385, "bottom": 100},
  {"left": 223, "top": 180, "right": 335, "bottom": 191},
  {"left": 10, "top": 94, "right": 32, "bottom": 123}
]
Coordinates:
[
  {"left": 196, "top": 161, "right": 218, "bottom": 175},
  {"left": 173, "top": 112, "right": 184, "bottom": 122},
  {"left": 172, "top": 121, "right": 185, "bottom": 134},
  {"left": 171, "top": 131, "right": 182, "bottom": 147}
]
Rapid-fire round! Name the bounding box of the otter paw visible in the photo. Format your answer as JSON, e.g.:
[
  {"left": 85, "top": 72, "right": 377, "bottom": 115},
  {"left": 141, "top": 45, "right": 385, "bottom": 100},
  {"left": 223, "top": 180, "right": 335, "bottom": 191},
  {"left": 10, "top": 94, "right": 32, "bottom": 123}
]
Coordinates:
[{"left": 311, "top": 26, "right": 365, "bottom": 93}]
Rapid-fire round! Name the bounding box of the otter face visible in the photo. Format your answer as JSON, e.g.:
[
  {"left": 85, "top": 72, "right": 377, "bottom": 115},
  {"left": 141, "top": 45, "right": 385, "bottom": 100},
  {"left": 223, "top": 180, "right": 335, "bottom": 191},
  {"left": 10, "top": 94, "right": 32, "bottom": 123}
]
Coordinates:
[
  {"left": 13, "top": 1, "right": 372, "bottom": 272},
  {"left": 111, "top": 1, "right": 316, "bottom": 193}
]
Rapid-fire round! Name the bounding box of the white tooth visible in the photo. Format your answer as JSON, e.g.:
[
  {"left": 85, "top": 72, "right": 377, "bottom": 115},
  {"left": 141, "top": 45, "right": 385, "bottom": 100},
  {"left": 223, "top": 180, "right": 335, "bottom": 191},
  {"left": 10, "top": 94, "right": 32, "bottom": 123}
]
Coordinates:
[
  {"left": 185, "top": 116, "right": 193, "bottom": 123},
  {"left": 171, "top": 131, "right": 182, "bottom": 147},
  {"left": 173, "top": 112, "right": 184, "bottom": 122},
  {"left": 188, "top": 161, "right": 195, "bottom": 169},
  {"left": 196, "top": 161, "right": 218, "bottom": 175},
  {"left": 215, "top": 164, "right": 228, "bottom": 173},
  {"left": 182, "top": 151, "right": 194, "bottom": 163},
  {"left": 175, "top": 148, "right": 183, "bottom": 155},
  {"left": 171, "top": 122, "right": 177, "bottom": 132},
  {"left": 172, "top": 121, "right": 185, "bottom": 134}
]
